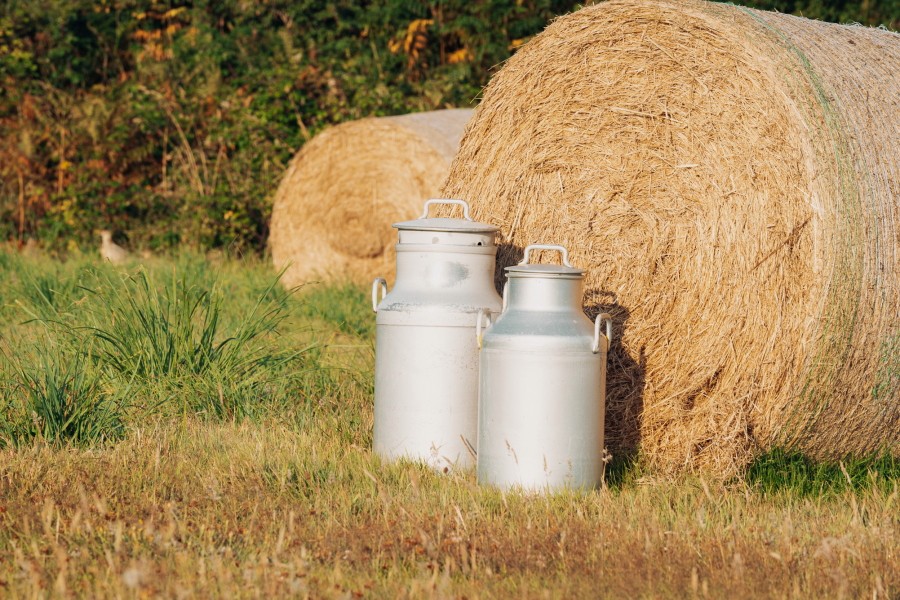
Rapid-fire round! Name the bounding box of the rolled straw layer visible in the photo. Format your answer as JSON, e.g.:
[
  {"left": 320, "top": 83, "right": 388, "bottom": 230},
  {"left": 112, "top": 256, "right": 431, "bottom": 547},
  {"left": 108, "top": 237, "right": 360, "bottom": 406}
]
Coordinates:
[
  {"left": 270, "top": 109, "right": 473, "bottom": 286},
  {"left": 442, "top": 0, "right": 899, "bottom": 475}
]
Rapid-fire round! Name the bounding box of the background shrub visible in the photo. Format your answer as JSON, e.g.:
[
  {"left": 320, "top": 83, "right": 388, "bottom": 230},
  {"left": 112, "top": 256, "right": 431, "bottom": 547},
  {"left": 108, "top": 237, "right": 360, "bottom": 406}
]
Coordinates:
[{"left": 1, "top": 0, "right": 896, "bottom": 254}]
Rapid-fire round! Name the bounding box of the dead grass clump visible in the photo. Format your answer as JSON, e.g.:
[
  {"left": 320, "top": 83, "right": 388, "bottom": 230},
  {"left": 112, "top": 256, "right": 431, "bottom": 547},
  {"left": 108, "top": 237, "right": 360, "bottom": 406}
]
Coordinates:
[
  {"left": 441, "top": 0, "right": 900, "bottom": 476},
  {"left": 269, "top": 109, "right": 473, "bottom": 287}
]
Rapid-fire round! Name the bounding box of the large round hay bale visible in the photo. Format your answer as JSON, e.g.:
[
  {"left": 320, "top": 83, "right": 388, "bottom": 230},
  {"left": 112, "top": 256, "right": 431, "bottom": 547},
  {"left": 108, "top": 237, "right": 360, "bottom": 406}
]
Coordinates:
[
  {"left": 269, "top": 109, "right": 473, "bottom": 286},
  {"left": 442, "top": 0, "right": 899, "bottom": 476}
]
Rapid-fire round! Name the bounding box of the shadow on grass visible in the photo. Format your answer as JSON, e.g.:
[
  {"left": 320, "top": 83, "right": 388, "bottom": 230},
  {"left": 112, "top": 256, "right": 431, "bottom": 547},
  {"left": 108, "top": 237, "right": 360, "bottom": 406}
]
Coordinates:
[
  {"left": 602, "top": 453, "right": 644, "bottom": 490},
  {"left": 745, "top": 449, "right": 898, "bottom": 496}
]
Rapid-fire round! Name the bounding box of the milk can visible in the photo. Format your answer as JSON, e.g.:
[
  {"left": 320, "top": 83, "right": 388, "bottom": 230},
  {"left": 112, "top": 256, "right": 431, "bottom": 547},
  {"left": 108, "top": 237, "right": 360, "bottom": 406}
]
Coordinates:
[
  {"left": 372, "top": 199, "right": 502, "bottom": 469},
  {"left": 475, "top": 244, "right": 612, "bottom": 490}
]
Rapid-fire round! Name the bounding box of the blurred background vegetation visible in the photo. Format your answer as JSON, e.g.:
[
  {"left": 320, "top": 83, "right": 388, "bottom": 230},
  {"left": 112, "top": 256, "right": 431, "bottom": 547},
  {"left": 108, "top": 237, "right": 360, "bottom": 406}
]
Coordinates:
[{"left": 2, "top": 0, "right": 897, "bottom": 255}]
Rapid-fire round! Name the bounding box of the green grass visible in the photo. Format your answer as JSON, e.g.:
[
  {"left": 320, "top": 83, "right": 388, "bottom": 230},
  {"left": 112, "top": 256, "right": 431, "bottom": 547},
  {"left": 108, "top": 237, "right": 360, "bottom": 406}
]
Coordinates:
[
  {"left": 296, "top": 281, "right": 377, "bottom": 339},
  {"left": 1, "top": 345, "right": 125, "bottom": 447},
  {"left": 746, "top": 449, "right": 898, "bottom": 497},
  {"left": 0, "top": 250, "right": 354, "bottom": 440},
  {"left": 0, "top": 249, "right": 896, "bottom": 598}
]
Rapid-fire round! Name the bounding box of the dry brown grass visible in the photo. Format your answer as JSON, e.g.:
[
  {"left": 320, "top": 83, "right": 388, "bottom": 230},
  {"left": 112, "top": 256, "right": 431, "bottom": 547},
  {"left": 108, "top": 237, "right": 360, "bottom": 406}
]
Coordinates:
[
  {"left": 269, "top": 109, "right": 473, "bottom": 288},
  {"left": 1, "top": 421, "right": 897, "bottom": 598},
  {"left": 441, "top": 0, "right": 900, "bottom": 477},
  {"left": 0, "top": 254, "right": 896, "bottom": 598}
]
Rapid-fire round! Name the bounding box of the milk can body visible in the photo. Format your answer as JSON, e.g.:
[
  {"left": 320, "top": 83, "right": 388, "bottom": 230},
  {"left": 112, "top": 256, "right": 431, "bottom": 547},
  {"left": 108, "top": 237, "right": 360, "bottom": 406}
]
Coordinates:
[
  {"left": 373, "top": 199, "right": 501, "bottom": 470},
  {"left": 476, "top": 244, "right": 612, "bottom": 490}
]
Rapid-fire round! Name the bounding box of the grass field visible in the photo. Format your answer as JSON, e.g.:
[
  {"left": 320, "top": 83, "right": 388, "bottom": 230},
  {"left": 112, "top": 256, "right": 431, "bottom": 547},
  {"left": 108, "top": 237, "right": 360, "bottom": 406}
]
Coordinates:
[{"left": 0, "top": 250, "right": 896, "bottom": 598}]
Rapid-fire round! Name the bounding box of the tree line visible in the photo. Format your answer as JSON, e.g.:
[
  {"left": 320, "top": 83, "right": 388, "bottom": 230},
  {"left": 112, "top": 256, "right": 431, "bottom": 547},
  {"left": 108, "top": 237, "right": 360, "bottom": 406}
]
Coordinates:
[{"left": 1, "top": 0, "right": 895, "bottom": 254}]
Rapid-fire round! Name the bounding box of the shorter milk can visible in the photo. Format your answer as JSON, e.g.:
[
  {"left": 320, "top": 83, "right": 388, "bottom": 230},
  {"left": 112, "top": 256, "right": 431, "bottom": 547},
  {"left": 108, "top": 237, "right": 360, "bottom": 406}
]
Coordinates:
[
  {"left": 373, "top": 199, "right": 502, "bottom": 470},
  {"left": 475, "top": 244, "right": 612, "bottom": 490}
]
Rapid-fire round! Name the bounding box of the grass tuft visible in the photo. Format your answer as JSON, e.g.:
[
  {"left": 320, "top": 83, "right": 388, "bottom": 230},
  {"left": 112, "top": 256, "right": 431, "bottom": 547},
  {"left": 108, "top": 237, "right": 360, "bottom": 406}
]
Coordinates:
[
  {"left": 1, "top": 346, "right": 124, "bottom": 447},
  {"left": 1, "top": 254, "right": 329, "bottom": 427},
  {"left": 77, "top": 269, "right": 290, "bottom": 381}
]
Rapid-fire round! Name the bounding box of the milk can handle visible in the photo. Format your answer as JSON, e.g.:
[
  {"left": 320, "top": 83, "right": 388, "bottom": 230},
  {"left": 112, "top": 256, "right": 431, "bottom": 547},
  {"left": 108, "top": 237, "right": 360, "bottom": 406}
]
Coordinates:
[
  {"left": 592, "top": 313, "right": 613, "bottom": 354},
  {"left": 519, "top": 244, "right": 573, "bottom": 267},
  {"left": 420, "top": 198, "right": 472, "bottom": 221},
  {"left": 476, "top": 308, "right": 492, "bottom": 350},
  {"left": 372, "top": 278, "right": 388, "bottom": 313}
]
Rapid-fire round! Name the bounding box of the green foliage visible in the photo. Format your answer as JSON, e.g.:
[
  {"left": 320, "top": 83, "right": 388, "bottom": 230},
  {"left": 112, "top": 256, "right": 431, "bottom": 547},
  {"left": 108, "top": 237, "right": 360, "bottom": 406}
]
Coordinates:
[
  {"left": 740, "top": 0, "right": 899, "bottom": 27},
  {"left": 1, "top": 1, "right": 897, "bottom": 255},
  {"left": 2, "top": 0, "right": 895, "bottom": 253},
  {"left": 746, "top": 449, "right": 898, "bottom": 496},
  {"left": 1, "top": 346, "right": 125, "bottom": 447},
  {"left": 68, "top": 266, "right": 305, "bottom": 420},
  {"left": 77, "top": 269, "right": 289, "bottom": 380},
  {"left": 0, "top": 0, "right": 576, "bottom": 254},
  {"left": 0, "top": 250, "right": 340, "bottom": 433}
]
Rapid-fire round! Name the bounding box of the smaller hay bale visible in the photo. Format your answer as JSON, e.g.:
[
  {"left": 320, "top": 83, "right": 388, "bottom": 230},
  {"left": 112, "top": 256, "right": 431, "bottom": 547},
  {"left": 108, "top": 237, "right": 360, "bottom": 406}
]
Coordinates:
[{"left": 269, "top": 109, "right": 473, "bottom": 287}]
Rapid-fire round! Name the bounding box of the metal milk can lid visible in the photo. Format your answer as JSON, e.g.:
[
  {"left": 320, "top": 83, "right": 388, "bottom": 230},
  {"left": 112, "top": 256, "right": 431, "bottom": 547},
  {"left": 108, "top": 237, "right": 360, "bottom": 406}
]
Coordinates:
[
  {"left": 393, "top": 199, "right": 498, "bottom": 234},
  {"left": 504, "top": 244, "right": 584, "bottom": 279}
]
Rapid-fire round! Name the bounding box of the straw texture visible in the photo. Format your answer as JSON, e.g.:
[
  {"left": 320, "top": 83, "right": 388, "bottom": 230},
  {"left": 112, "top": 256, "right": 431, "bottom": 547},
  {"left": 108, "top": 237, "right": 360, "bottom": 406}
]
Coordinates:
[
  {"left": 442, "top": 0, "right": 899, "bottom": 476},
  {"left": 270, "top": 109, "right": 473, "bottom": 286}
]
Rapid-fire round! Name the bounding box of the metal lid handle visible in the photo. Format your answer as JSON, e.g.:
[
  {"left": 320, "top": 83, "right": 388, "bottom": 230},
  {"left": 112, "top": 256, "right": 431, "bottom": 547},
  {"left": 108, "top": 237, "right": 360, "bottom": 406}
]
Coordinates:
[
  {"left": 519, "top": 244, "right": 573, "bottom": 267},
  {"left": 420, "top": 198, "right": 472, "bottom": 221}
]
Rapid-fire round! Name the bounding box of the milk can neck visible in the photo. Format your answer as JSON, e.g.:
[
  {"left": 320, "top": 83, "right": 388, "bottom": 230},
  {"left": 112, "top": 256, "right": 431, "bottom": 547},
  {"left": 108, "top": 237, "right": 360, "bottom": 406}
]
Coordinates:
[{"left": 505, "top": 276, "right": 583, "bottom": 312}]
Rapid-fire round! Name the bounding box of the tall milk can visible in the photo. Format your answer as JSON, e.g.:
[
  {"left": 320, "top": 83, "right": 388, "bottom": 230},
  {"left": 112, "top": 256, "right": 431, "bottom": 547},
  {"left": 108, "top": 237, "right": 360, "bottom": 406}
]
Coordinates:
[
  {"left": 372, "top": 199, "right": 501, "bottom": 469},
  {"left": 476, "top": 244, "right": 612, "bottom": 490}
]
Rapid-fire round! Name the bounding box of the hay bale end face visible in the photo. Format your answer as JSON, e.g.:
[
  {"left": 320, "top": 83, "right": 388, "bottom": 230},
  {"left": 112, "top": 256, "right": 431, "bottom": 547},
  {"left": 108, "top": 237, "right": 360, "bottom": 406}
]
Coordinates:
[
  {"left": 442, "top": 0, "right": 899, "bottom": 476},
  {"left": 270, "top": 109, "right": 473, "bottom": 287}
]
